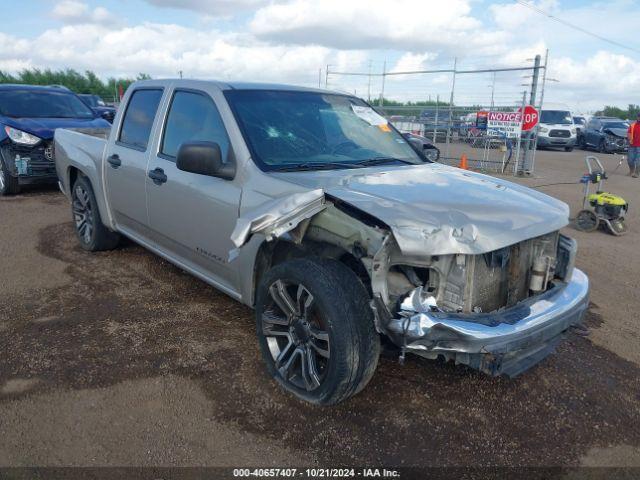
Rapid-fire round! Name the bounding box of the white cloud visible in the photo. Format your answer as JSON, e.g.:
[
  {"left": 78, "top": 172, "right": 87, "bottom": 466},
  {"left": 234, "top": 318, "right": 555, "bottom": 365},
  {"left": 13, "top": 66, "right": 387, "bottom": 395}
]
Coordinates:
[
  {"left": 144, "top": 0, "right": 270, "bottom": 16},
  {"left": 52, "top": 0, "right": 120, "bottom": 26},
  {"left": 0, "top": 23, "right": 366, "bottom": 88},
  {"left": 250, "top": 0, "right": 507, "bottom": 55}
]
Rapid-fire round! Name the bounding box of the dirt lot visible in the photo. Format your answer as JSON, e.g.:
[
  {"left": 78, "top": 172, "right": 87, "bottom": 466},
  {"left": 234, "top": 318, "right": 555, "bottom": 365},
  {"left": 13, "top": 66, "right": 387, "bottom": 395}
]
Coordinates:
[{"left": 1, "top": 148, "right": 640, "bottom": 472}]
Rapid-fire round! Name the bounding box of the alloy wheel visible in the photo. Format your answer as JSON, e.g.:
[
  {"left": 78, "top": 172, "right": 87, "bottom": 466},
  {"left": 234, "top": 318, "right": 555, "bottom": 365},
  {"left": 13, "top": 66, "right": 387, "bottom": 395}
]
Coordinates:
[
  {"left": 72, "top": 184, "right": 94, "bottom": 245},
  {"left": 262, "top": 279, "right": 330, "bottom": 391}
]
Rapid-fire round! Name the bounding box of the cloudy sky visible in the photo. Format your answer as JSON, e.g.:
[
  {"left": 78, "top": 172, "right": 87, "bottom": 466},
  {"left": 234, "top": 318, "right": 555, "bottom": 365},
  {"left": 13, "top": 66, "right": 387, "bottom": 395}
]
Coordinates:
[{"left": 1, "top": 0, "right": 638, "bottom": 112}]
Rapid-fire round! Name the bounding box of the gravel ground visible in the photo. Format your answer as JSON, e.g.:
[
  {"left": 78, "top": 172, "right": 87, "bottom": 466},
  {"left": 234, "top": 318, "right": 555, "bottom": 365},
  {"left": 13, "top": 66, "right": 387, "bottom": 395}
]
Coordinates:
[{"left": 1, "top": 148, "right": 639, "bottom": 472}]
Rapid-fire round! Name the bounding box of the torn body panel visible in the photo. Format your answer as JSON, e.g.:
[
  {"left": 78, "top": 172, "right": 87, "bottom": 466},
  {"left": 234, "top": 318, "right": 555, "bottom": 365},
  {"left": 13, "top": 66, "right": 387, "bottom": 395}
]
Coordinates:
[{"left": 229, "top": 189, "right": 326, "bottom": 260}]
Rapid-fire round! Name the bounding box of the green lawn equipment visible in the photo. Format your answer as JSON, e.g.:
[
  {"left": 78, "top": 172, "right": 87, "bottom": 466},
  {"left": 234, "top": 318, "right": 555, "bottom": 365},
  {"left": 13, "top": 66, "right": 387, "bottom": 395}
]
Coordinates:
[{"left": 575, "top": 156, "right": 628, "bottom": 235}]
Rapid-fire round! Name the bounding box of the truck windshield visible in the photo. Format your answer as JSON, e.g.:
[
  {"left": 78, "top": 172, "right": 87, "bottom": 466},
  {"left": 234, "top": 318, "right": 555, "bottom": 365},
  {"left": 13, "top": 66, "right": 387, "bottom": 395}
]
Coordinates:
[
  {"left": 0, "top": 90, "right": 95, "bottom": 119},
  {"left": 540, "top": 110, "right": 573, "bottom": 125},
  {"left": 224, "top": 90, "right": 422, "bottom": 171}
]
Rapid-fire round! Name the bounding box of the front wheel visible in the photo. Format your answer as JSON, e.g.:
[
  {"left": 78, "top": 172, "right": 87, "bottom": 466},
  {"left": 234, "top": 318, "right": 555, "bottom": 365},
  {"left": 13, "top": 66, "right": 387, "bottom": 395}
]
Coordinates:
[
  {"left": 598, "top": 139, "right": 608, "bottom": 154},
  {"left": 564, "top": 146, "right": 574, "bottom": 152},
  {"left": 0, "top": 156, "right": 20, "bottom": 196},
  {"left": 256, "top": 258, "right": 380, "bottom": 405}
]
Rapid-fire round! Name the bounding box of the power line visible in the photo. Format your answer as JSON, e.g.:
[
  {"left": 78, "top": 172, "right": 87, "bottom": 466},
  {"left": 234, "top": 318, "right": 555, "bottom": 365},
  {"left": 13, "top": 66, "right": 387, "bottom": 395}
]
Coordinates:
[{"left": 515, "top": 0, "right": 640, "bottom": 55}]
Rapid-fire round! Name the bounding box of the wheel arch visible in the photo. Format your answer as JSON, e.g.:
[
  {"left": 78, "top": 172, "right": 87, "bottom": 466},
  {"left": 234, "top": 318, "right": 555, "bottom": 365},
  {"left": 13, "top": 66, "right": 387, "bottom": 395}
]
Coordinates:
[{"left": 250, "top": 237, "right": 371, "bottom": 308}]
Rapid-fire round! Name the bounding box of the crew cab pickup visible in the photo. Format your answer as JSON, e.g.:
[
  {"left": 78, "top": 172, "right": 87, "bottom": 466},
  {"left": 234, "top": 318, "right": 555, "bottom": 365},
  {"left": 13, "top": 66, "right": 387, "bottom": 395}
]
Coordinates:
[{"left": 54, "top": 79, "right": 589, "bottom": 405}]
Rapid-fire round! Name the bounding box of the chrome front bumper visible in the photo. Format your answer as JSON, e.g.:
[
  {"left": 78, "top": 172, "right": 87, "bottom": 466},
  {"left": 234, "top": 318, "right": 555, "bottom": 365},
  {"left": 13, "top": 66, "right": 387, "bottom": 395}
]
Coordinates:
[{"left": 387, "top": 268, "right": 590, "bottom": 377}]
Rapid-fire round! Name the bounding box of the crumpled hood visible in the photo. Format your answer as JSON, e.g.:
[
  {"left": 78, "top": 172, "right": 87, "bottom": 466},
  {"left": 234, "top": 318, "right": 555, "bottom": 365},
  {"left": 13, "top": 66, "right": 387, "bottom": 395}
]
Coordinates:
[
  {"left": 275, "top": 163, "right": 570, "bottom": 256},
  {"left": 2, "top": 116, "right": 110, "bottom": 140},
  {"left": 603, "top": 127, "right": 628, "bottom": 138}
]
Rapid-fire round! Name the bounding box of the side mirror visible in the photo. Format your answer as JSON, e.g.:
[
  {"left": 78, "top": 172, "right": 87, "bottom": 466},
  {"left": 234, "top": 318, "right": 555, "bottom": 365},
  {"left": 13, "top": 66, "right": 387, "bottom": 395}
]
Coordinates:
[{"left": 176, "top": 141, "right": 235, "bottom": 180}]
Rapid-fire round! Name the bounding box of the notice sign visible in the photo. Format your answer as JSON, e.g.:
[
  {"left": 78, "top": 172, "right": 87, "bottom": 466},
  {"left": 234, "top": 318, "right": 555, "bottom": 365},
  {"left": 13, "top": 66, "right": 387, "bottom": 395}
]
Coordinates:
[{"left": 487, "top": 111, "right": 522, "bottom": 138}]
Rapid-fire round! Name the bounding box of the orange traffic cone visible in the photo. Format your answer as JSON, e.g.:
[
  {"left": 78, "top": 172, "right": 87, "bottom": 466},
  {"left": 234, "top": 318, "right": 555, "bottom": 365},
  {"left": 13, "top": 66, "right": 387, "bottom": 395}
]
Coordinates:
[{"left": 459, "top": 154, "right": 469, "bottom": 170}]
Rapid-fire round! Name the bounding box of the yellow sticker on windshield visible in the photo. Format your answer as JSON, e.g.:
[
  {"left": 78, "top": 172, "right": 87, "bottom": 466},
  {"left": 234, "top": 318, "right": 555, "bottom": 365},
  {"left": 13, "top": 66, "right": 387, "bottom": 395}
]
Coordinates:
[{"left": 378, "top": 123, "right": 391, "bottom": 132}]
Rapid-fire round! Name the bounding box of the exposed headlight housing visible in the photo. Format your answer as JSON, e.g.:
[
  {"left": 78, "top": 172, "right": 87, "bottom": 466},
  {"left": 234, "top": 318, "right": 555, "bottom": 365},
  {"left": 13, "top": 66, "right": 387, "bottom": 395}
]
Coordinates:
[
  {"left": 4, "top": 126, "right": 41, "bottom": 146},
  {"left": 539, "top": 127, "right": 549, "bottom": 133}
]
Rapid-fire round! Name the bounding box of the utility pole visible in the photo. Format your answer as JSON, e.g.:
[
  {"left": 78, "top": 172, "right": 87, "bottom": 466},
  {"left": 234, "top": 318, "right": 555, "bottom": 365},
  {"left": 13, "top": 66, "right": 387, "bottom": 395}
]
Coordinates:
[
  {"left": 179, "top": 70, "right": 183, "bottom": 79},
  {"left": 445, "top": 57, "right": 457, "bottom": 161},
  {"left": 378, "top": 60, "right": 386, "bottom": 108},
  {"left": 514, "top": 90, "right": 527, "bottom": 175},
  {"left": 522, "top": 54, "right": 541, "bottom": 174},
  {"left": 325, "top": 64, "right": 329, "bottom": 89},
  {"left": 318, "top": 68, "right": 321, "bottom": 88}
]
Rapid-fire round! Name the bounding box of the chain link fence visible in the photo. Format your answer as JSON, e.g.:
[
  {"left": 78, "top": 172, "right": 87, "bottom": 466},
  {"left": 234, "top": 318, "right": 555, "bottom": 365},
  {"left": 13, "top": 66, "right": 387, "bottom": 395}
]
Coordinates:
[
  {"left": 326, "top": 54, "right": 547, "bottom": 175},
  {"left": 384, "top": 103, "right": 537, "bottom": 175}
]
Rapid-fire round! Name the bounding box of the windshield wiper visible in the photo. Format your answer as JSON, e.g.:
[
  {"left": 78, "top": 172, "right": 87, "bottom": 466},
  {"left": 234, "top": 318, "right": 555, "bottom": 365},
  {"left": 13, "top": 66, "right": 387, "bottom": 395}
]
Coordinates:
[
  {"left": 270, "top": 162, "right": 362, "bottom": 172},
  {"left": 353, "top": 157, "right": 412, "bottom": 166}
]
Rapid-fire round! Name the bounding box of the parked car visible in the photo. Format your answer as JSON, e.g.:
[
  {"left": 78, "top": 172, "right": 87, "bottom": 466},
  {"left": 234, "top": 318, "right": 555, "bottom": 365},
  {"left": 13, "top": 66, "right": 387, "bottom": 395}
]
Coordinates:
[
  {"left": 573, "top": 115, "right": 587, "bottom": 146},
  {"left": 54, "top": 79, "right": 589, "bottom": 405},
  {"left": 581, "top": 116, "right": 629, "bottom": 153},
  {"left": 418, "top": 108, "right": 456, "bottom": 142},
  {"left": 402, "top": 132, "right": 440, "bottom": 161},
  {"left": 0, "top": 84, "right": 111, "bottom": 195},
  {"left": 536, "top": 109, "right": 577, "bottom": 151},
  {"left": 78, "top": 94, "right": 117, "bottom": 123}
]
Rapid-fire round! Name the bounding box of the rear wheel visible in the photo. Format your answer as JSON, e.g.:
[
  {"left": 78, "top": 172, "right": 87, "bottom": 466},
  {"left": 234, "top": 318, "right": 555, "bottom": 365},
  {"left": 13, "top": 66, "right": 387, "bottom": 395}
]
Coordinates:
[
  {"left": 71, "top": 175, "right": 120, "bottom": 251},
  {"left": 0, "top": 156, "right": 20, "bottom": 196},
  {"left": 256, "top": 258, "right": 380, "bottom": 405}
]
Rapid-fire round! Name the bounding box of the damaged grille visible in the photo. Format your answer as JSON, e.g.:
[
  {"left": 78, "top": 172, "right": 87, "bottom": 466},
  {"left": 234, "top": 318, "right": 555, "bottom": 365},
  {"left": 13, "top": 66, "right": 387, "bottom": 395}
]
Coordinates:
[
  {"left": 1, "top": 141, "right": 56, "bottom": 177},
  {"left": 439, "top": 232, "right": 560, "bottom": 313}
]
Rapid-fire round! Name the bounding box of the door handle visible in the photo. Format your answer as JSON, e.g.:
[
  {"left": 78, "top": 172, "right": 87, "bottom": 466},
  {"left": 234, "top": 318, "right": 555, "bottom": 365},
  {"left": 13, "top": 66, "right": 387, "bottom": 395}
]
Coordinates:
[
  {"left": 148, "top": 167, "right": 168, "bottom": 185},
  {"left": 107, "top": 154, "right": 121, "bottom": 168}
]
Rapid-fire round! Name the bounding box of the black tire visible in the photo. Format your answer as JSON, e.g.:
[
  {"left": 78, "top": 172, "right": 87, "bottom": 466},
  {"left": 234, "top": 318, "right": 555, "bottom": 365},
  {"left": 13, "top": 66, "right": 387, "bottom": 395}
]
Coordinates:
[
  {"left": 575, "top": 209, "right": 599, "bottom": 232},
  {"left": 564, "top": 146, "right": 574, "bottom": 152},
  {"left": 255, "top": 257, "right": 380, "bottom": 405},
  {"left": 0, "top": 155, "right": 21, "bottom": 195},
  {"left": 598, "top": 139, "right": 608, "bottom": 154},
  {"left": 71, "top": 175, "right": 120, "bottom": 251}
]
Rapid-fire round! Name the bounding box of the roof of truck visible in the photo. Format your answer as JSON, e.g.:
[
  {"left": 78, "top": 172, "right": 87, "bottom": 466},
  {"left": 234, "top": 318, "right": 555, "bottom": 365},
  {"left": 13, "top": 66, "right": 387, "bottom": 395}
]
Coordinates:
[{"left": 132, "top": 78, "right": 334, "bottom": 94}]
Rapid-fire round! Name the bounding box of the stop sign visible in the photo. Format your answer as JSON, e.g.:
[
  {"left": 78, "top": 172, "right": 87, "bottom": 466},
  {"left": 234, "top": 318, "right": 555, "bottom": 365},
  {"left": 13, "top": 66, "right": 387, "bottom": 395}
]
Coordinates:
[{"left": 519, "top": 105, "right": 539, "bottom": 131}]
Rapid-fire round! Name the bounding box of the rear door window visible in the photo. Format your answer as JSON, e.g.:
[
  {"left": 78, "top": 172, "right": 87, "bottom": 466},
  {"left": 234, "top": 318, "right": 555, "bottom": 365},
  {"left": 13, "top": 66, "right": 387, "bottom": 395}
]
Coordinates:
[
  {"left": 118, "top": 89, "right": 163, "bottom": 151},
  {"left": 160, "top": 90, "right": 230, "bottom": 160}
]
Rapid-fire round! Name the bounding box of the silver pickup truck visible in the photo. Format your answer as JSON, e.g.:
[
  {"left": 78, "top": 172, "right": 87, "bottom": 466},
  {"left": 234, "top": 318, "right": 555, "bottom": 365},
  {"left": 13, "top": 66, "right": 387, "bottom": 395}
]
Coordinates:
[{"left": 54, "top": 79, "right": 589, "bottom": 405}]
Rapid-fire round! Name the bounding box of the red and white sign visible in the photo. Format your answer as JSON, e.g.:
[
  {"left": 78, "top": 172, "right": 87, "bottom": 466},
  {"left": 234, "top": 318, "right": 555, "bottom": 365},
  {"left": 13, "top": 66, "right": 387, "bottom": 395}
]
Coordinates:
[
  {"left": 519, "top": 105, "right": 539, "bottom": 131},
  {"left": 487, "top": 111, "right": 522, "bottom": 138},
  {"left": 486, "top": 105, "right": 539, "bottom": 138}
]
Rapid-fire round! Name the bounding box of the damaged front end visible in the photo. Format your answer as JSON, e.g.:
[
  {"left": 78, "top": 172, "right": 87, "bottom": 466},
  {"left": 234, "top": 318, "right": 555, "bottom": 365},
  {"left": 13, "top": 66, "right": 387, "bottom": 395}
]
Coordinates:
[
  {"left": 375, "top": 231, "right": 588, "bottom": 376},
  {"left": 0, "top": 138, "right": 57, "bottom": 184},
  {"left": 232, "top": 189, "right": 589, "bottom": 378}
]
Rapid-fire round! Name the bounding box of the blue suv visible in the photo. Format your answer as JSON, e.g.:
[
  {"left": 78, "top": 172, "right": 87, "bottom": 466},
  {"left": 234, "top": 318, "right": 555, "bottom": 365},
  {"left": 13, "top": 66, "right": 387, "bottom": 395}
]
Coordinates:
[{"left": 0, "top": 84, "right": 111, "bottom": 195}]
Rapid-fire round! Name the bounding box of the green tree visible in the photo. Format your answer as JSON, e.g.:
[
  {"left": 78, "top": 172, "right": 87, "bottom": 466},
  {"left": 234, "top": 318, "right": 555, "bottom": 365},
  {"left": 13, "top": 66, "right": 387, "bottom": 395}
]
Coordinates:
[
  {"left": 596, "top": 104, "right": 640, "bottom": 120},
  {"left": 0, "top": 68, "right": 151, "bottom": 102}
]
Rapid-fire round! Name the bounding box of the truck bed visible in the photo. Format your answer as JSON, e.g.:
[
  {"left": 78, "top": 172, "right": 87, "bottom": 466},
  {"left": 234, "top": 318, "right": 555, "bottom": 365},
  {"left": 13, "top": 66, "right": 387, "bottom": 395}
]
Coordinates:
[{"left": 54, "top": 127, "right": 109, "bottom": 201}]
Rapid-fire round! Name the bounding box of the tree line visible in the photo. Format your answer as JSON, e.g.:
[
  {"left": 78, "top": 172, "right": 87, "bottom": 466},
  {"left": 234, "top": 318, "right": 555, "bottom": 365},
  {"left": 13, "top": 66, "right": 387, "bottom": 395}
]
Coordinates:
[
  {"left": 0, "top": 68, "right": 151, "bottom": 101},
  {"left": 596, "top": 104, "right": 640, "bottom": 120}
]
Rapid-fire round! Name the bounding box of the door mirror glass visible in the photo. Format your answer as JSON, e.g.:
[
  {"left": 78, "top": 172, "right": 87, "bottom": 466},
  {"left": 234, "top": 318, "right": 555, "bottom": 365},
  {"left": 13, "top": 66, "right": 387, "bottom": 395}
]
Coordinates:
[{"left": 176, "top": 141, "right": 235, "bottom": 180}]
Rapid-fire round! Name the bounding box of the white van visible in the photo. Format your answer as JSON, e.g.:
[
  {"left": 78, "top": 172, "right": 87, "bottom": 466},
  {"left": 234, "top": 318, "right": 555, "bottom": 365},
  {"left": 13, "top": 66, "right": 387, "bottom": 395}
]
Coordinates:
[{"left": 537, "top": 109, "right": 577, "bottom": 151}]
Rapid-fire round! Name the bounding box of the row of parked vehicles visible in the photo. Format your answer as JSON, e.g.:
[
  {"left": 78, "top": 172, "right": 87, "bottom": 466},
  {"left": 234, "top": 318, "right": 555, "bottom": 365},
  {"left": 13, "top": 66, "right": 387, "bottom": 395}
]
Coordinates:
[
  {"left": 0, "top": 84, "right": 115, "bottom": 195},
  {"left": 395, "top": 108, "right": 632, "bottom": 154}
]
